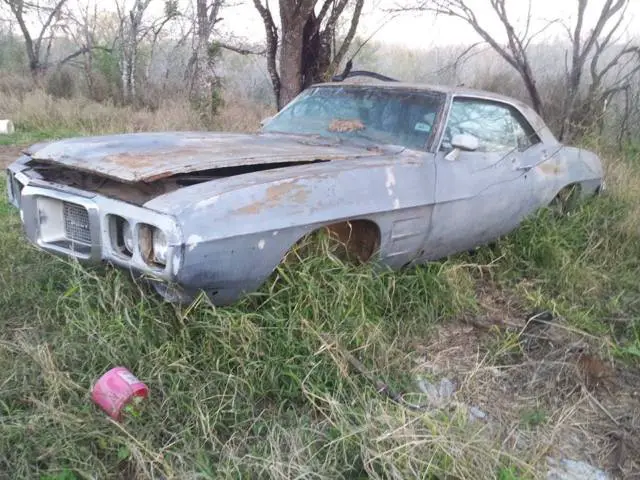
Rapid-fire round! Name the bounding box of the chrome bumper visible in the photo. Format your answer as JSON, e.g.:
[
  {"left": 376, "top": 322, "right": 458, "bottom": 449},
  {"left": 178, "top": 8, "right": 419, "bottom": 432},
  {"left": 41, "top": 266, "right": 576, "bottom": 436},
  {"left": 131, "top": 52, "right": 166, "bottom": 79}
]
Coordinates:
[{"left": 6, "top": 166, "right": 183, "bottom": 281}]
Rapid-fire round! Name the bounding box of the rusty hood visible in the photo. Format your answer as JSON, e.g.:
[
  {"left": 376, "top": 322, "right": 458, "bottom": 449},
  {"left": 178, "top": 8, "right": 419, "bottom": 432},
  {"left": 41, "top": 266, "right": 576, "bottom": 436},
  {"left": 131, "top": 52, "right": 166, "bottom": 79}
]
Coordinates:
[{"left": 25, "top": 131, "right": 389, "bottom": 183}]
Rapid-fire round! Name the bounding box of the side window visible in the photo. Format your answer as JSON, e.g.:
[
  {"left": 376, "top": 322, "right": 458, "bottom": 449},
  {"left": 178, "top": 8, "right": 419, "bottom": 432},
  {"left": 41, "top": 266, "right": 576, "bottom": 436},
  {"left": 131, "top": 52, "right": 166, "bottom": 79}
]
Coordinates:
[
  {"left": 441, "top": 98, "right": 540, "bottom": 152},
  {"left": 510, "top": 109, "right": 540, "bottom": 151}
]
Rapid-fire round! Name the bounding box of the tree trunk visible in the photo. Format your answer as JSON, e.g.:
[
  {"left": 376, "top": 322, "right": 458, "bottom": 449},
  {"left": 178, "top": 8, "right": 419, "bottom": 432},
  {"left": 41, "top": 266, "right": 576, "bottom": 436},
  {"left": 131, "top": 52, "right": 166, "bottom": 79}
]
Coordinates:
[
  {"left": 189, "top": 37, "right": 215, "bottom": 101},
  {"left": 279, "top": 12, "right": 307, "bottom": 108},
  {"left": 120, "top": 56, "right": 129, "bottom": 102},
  {"left": 130, "top": 42, "right": 137, "bottom": 100},
  {"left": 121, "top": 40, "right": 135, "bottom": 104},
  {"left": 521, "top": 68, "right": 544, "bottom": 117},
  {"left": 186, "top": 0, "right": 223, "bottom": 105},
  {"left": 301, "top": 12, "right": 331, "bottom": 89},
  {"left": 254, "top": 0, "right": 363, "bottom": 110}
]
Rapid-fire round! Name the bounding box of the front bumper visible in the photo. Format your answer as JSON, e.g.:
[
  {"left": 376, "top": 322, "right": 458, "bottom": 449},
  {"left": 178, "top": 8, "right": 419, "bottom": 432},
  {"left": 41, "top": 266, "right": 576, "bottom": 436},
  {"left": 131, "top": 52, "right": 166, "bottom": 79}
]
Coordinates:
[{"left": 6, "top": 164, "right": 183, "bottom": 281}]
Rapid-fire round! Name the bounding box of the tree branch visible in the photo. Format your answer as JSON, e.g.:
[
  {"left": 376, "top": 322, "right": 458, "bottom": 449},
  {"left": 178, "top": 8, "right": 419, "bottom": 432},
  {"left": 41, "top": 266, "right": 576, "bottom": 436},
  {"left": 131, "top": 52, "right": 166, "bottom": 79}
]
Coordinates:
[
  {"left": 252, "top": 0, "right": 280, "bottom": 107},
  {"left": 52, "top": 45, "right": 112, "bottom": 68},
  {"left": 329, "top": 0, "right": 364, "bottom": 78},
  {"left": 217, "top": 41, "right": 265, "bottom": 55},
  {"left": 35, "top": 0, "right": 67, "bottom": 56}
]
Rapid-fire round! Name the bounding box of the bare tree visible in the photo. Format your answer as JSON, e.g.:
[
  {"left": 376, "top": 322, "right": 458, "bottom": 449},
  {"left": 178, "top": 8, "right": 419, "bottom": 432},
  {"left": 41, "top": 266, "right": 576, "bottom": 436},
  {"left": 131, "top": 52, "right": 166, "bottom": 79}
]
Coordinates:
[
  {"left": 144, "top": 0, "right": 180, "bottom": 84},
  {"left": 185, "top": 0, "right": 224, "bottom": 103},
  {"left": 400, "top": 0, "right": 639, "bottom": 141},
  {"left": 63, "top": 1, "right": 99, "bottom": 96},
  {"left": 559, "top": 0, "right": 639, "bottom": 139},
  {"left": 1, "top": 0, "right": 69, "bottom": 80},
  {"left": 301, "top": 0, "right": 364, "bottom": 89},
  {"left": 253, "top": 0, "right": 365, "bottom": 110},
  {"left": 112, "top": 0, "right": 179, "bottom": 103},
  {"left": 404, "top": 0, "right": 549, "bottom": 116},
  {"left": 115, "top": 0, "right": 151, "bottom": 103}
]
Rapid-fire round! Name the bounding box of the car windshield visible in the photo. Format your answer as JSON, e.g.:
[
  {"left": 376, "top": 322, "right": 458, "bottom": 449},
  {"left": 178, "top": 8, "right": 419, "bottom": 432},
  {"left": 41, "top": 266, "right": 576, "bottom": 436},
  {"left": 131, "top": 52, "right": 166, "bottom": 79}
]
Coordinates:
[{"left": 262, "top": 85, "right": 446, "bottom": 150}]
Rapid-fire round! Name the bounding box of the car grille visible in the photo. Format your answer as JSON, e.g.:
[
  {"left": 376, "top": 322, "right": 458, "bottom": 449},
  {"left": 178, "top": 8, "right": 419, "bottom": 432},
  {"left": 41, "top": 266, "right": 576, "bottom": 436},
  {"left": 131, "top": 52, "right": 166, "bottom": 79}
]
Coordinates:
[
  {"left": 63, "top": 201, "right": 91, "bottom": 244},
  {"left": 8, "top": 172, "right": 24, "bottom": 206}
]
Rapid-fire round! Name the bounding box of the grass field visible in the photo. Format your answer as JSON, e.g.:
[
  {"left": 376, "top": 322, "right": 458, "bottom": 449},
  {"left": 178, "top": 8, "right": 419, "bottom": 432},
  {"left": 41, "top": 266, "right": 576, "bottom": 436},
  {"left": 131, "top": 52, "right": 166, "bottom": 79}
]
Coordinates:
[{"left": 0, "top": 95, "right": 639, "bottom": 479}]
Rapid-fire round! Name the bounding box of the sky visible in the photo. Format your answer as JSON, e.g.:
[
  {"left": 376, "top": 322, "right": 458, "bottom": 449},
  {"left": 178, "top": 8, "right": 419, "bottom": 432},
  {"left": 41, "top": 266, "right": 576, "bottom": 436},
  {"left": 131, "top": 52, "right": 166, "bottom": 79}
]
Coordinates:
[
  {"left": 213, "top": 0, "right": 640, "bottom": 50},
  {"left": 6, "top": 0, "right": 640, "bottom": 51}
]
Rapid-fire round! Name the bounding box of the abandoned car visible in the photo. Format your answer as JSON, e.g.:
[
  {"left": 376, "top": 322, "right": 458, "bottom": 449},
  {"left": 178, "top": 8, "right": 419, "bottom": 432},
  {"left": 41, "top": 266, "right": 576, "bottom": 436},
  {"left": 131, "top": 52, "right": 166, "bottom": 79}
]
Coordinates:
[{"left": 6, "top": 73, "right": 604, "bottom": 305}]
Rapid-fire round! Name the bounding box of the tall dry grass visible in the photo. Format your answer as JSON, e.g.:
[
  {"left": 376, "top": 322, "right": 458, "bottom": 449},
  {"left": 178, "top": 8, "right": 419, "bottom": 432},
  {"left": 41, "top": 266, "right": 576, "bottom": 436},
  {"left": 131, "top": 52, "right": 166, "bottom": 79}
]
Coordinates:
[{"left": 0, "top": 88, "right": 273, "bottom": 136}]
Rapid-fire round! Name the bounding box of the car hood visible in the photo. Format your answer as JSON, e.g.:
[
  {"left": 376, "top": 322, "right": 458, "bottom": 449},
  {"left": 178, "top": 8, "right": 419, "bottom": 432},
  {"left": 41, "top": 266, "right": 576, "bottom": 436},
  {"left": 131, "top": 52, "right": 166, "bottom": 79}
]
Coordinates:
[{"left": 25, "top": 131, "right": 391, "bottom": 183}]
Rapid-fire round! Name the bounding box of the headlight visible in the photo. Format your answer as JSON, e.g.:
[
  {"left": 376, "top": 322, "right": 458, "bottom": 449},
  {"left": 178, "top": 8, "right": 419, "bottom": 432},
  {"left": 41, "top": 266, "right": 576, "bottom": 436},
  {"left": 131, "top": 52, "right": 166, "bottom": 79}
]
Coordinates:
[
  {"left": 152, "top": 229, "right": 168, "bottom": 265},
  {"left": 109, "top": 215, "right": 134, "bottom": 257},
  {"left": 122, "top": 221, "right": 134, "bottom": 253},
  {"left": 139, "top": 224, "right": 169, "bottom": 267}
]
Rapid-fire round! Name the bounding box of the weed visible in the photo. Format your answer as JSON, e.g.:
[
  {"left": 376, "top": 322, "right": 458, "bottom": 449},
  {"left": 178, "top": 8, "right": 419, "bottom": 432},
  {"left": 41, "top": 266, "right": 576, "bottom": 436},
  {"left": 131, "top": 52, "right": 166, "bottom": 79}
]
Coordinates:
[{"left": 520, "top": 409, "right": 548, "bottom": 428}]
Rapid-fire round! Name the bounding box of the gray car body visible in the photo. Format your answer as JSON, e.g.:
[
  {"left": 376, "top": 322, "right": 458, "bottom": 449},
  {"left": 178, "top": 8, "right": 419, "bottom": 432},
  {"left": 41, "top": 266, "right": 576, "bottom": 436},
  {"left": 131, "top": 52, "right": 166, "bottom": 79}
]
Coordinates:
[{"left": 5, "top": 81, "right": 604, "bottom": 305}]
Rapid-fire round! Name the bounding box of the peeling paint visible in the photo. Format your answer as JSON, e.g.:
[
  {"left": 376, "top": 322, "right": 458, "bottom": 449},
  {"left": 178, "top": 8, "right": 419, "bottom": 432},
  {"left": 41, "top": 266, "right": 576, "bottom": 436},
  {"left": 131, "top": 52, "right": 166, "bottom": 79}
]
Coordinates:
[
  {"left": 385, "top": 167, "right": 396, "bottom": 196},
  {"left": 186, "top": 234, "right": 203, "bottom": 252},
  {"left": 258, "top": 239, "right": 265, "bottom": 250},
  {"left": 272, "top": 230, "right": 279, "bottom": 236},
  {"left": 538, "top": 162, "right": 563, "bottom": 175},
  {"left": 393, "top": 198, "right": 401, "bottom": 209},
  {"left": 172, "top": 253, "right": 181, "bottom": 275},
  {"left": 196, "top": 195, "right": 219, "bottom": 210},
  {"left": 235, "top": 181, "right": 310, "bottom": 215}
]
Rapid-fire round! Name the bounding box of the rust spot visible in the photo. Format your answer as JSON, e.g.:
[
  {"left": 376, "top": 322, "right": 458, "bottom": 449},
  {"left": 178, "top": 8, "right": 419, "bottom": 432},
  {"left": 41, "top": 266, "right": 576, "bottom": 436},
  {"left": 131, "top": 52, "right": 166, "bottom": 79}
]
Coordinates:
[
  {"left": 537, "top": 162, "right": 562, "bottom": 175},
  {"left": 237, "top": 203, "right": 261, "bottom": 215},
  {"left": 26, "top": 161, "right": 181, "bottom": 205},
  {"left": 328, "top": 119, "right": 365, "bottom": 133},
  {"left": 235, "top": 181, "right": 310, "bottom": 215},
  {"left": 106, "top": 153, "right": 160, "bottom": 169}
]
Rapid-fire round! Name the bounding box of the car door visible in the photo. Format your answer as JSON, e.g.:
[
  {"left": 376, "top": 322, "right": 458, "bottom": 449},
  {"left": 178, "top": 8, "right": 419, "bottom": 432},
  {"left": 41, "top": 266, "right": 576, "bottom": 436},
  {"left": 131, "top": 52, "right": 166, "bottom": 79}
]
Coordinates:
[{"left": 422, "top": 96, "right": 547, "bottom": 259}]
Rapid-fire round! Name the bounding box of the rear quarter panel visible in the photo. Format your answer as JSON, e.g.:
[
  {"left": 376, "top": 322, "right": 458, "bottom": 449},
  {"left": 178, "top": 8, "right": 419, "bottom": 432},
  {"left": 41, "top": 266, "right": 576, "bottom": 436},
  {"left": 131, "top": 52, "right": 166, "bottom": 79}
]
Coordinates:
[{"left": 556, "top": 146, "right": 604, "bottom": 196}]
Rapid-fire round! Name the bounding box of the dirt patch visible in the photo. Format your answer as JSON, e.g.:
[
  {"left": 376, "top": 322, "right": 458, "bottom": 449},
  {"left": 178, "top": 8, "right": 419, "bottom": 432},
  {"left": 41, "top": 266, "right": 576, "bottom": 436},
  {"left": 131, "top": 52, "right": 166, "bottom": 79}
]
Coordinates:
[
  {"left": 409, "top": 291, "right": 640, "bottom": 478},
  {"left": 0, "top": 145, "right": 24, "bottom": 168}
]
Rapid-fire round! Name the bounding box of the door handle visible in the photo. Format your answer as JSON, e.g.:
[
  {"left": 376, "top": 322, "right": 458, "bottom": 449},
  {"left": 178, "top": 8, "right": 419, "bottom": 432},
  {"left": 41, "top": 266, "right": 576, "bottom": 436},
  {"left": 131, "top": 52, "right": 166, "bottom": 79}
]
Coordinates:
[
  {"left": 511, "top": 157, "right": 532, "bottom": 171},
  {"left": 515, "top": 164, "right": 533, "bottom": 172}
]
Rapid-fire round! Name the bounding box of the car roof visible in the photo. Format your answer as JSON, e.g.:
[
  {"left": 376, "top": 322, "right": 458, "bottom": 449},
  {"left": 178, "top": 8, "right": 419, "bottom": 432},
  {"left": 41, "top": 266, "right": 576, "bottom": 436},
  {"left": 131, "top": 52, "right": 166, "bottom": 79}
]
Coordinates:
[
  {"left": 311, "top": 78, "right": 559, "bottom": 146},
  {"left": 313, "top": 78, "right": 522, "bottom": 105}
]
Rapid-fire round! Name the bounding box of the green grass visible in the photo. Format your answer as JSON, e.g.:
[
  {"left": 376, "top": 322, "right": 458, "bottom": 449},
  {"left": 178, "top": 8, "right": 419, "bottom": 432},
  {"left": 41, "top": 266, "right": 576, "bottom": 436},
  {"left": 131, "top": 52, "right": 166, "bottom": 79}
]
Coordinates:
[
  {"left": 0, "top": 145, "right": 639, "bottom": 478},
  {"left": 0, "top": 127, "right": 81, "bottom": 146}
]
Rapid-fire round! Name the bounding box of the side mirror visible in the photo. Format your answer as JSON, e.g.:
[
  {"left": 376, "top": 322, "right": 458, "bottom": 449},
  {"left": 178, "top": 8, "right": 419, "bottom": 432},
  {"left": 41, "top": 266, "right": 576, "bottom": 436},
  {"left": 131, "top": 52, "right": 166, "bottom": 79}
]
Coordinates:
[
  {"left": 445, "top": 133, "right": 479, "bottom": 161},
  {"left": 451, "top": 133, "right": 479, "bottom": 152},
  {"left": 260, "top": 116, "right": 273, "bottom": 128}
]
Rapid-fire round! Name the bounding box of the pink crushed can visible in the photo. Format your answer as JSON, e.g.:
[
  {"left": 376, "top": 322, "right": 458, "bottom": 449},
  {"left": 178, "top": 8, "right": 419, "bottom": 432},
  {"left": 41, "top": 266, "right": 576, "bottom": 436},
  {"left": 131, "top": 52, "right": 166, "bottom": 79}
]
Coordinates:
[{"left": 91, "top": 367, "right": 149, "bottom": 421}]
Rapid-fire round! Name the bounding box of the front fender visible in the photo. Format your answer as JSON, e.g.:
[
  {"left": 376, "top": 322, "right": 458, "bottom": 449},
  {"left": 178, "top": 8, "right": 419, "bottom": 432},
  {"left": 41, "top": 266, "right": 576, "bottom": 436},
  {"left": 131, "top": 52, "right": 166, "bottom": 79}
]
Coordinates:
[{"left": 145, "top": 152, "right": 435, "bottom": 301}]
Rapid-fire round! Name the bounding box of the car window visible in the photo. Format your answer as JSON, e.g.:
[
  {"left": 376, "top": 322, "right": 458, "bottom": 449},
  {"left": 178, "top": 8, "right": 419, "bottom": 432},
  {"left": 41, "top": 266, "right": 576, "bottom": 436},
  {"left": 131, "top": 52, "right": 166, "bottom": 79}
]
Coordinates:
[
  {"left": 441, "top": 98, "right": 540, "bottom": 152},
  {"left": 263, "top": 86, "right": 446, "bottom": 150}
]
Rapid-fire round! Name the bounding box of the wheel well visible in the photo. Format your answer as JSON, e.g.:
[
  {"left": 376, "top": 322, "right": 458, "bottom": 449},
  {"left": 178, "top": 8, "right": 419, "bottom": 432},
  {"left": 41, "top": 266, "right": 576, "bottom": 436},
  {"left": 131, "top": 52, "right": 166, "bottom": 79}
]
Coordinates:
[
  {"left": 285, "top": 219, "right": 382, "bottom": 265},
  {"left": 552, "top": 183, "right": 582, "bottom": 203},
  {"left": 324, "top": 220, "right": 381, "bottom": 263},
  {"left": 550, "top": 183, "right": 582, "bottom": 214}
]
